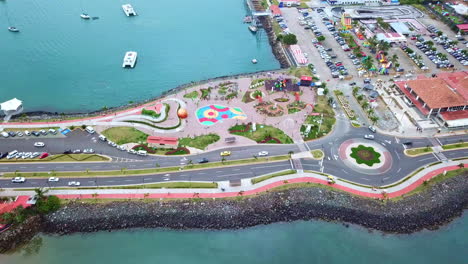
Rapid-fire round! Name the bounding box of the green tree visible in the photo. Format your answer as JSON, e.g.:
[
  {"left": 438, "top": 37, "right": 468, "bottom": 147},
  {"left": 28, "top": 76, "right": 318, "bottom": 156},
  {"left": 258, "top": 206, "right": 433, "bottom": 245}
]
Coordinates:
[
  {"left": 282, "top": 34, "right": 298, "bottom": 45},
  {"left": 317, "top": 36, "right": 326, "bottom": 42},
  {"left": 35, "top": 195, "right": 61, "bottom": 215},
  {"left": 370, "top": 116, "right": 379, "bottom": 124},
  {"left": 34, "top": 188, "right": 48, "bottom": 201}
]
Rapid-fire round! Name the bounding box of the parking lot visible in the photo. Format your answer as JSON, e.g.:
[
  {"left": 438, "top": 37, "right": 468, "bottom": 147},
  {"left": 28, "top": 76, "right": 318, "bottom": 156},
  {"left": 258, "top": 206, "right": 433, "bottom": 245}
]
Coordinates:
[{"left": 0, "top": 130, "right": 152, "bottom": 161}]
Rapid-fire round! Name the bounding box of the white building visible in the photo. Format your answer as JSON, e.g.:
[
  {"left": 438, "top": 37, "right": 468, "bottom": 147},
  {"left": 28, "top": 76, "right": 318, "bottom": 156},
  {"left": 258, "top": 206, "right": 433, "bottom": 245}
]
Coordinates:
[
  {"left": 1, "top": 98, "right": 23, "bottom": 121},
  {"left": 328, "top": 0, "right": 380, "bottom": 6}
]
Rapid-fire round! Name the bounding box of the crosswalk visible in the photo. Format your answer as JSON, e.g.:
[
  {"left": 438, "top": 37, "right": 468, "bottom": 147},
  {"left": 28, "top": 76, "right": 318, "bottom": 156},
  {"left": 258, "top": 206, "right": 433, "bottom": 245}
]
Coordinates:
[{"left": 291, "top": 159, "right": 304, "bottom": 173}]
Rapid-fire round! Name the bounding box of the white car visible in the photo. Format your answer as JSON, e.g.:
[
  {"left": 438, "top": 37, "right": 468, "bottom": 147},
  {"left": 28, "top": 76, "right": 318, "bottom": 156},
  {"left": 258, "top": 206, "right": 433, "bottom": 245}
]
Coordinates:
[
  {"left": 12, "top": 177, "right": 26, "bottom": 183},
  {"left": 68, "top": 181, "right": 81, "bottom": 186},
  {"left": 364, "top": 135, "right": 375, "bottom": 140},
  {"left": 258, "top": 151, "right": 269, "bottom": 157},
  {"left": 24, "top": 130, "right": 31, "bottom": 136},
  {"left": 17, "top": 132, "right": 24, "bottom": 137},
  {"left": 48, "top": 177, "right": 60, "bottom": 182},
  {"left": 34, "top": 142, "right": 45, "bottom": 147},
  {"left": 83, "top": 149, "right": 95, "bottom": 153},
  {"left": 31, "top": 152, "right": 40, "bottom": 158}
]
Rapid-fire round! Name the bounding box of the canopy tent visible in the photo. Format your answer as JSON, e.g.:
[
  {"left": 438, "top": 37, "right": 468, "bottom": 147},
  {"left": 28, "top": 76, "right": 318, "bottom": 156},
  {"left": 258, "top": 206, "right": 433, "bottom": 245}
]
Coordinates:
[
  {"left": 0, "top": 98, "right": 22, "bottom": 112},
  {"left": 290, "top": 45, "right": 308, "bottom": 65}
]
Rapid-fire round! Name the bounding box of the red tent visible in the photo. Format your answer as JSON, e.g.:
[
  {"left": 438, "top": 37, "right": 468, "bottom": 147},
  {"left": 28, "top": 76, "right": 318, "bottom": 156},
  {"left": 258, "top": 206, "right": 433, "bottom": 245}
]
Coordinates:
[{"left": 300, "top": 76, "right": 312, "bottom": 86}]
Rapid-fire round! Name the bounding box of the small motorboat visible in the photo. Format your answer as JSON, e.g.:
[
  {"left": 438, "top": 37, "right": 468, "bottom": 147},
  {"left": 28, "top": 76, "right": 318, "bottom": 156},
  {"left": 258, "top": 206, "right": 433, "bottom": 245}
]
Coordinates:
[
  {"left": 8, "top": 27, "right": 19, "bottom": 32},
  {"left": 252, "top": 59, "right": 258, "bottom": 64},
  {"left": 80, "top": 13, "right": 91, "bottom": 19},
  {"left": 243, "top": 16, "right": 252, "bottom": 23},
  {"left": 248, "top": 25, "right": 257, "bottom": 33}
]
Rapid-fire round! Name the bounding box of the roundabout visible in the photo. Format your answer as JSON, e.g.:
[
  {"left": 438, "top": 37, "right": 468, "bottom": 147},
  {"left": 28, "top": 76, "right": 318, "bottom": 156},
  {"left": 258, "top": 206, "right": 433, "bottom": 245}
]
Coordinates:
[{"left": 338, "top": 139, "right": 393, "bottom": 175}]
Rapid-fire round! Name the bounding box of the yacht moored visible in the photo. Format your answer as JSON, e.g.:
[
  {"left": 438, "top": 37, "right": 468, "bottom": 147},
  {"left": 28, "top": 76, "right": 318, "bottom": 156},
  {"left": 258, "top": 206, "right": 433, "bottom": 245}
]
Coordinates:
[
  {"left": 122, "top": 51, "right": 138, "bottom": 68},
  {"left": 80, "top": 13, "right": 91, "bottom": 19},
  {"left": 122, "top": 4, "right": 137, "bottom": 16},
  {"left": 8, "top": 27, "right": 19, "bottom": 32},
  {"left": 248, "top": 25, "right": 257, "bottom": 33}
]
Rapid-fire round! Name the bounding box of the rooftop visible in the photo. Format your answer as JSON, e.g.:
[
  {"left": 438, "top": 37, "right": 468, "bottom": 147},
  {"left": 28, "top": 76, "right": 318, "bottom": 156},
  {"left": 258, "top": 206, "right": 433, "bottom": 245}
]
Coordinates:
[
  {"left": 147, "top": 136, "right": 178, "bottom": 146},
  {"left": 405, "top": 78, "right": 466, "bottom": 109},
  {"left": 0, "top": 98, "right": 22, "bottom": 111}
]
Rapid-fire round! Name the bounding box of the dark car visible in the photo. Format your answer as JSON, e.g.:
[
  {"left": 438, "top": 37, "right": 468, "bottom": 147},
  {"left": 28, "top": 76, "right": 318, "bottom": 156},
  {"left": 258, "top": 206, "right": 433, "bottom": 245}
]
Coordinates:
[
  {"left": 31, "top": 131, "right": 40, "bottom": 137},
  {"left": 403, "top": 142, "right": 413, "bottom": 146},
  {"left": 63, "top": 149, "right": 72, "bottom": 154},
  {"left": 8, "top": 131, "right": 16, "bottom": 137},
  {"left": 396, "top": 68, "right": 405, "bottom": 72},
  {"left": 0, "top": 152, "right": 8, "bottom": 159},
  {"left": 198, "top": 158, "right": 209, "bottom": 164}
]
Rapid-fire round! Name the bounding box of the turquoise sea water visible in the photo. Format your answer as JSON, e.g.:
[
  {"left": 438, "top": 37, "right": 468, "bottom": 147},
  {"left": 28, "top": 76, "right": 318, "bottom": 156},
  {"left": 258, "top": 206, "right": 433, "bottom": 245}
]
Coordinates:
[
  {"left": 1, "top": 214, "right": 467, "bottom": 264},
  {"left": 0, "top": 0, "right": 279, "bottom": 112}
]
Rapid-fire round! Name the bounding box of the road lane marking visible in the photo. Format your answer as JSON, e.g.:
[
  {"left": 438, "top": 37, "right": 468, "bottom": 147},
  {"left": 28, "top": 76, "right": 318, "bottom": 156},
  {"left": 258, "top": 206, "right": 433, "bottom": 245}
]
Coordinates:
[
  {"left": 397, "top": 168, "right": 402, "bottom": 173},
  {"left": 216, "top": 172, "right": 250, "bottom": 178}
]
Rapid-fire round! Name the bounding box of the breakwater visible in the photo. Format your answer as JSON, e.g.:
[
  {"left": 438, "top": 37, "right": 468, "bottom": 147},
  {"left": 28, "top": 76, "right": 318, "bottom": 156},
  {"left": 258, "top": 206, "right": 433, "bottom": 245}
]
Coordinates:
[{"left": 1, "top": 173, "right": 466, "bottom": 253}]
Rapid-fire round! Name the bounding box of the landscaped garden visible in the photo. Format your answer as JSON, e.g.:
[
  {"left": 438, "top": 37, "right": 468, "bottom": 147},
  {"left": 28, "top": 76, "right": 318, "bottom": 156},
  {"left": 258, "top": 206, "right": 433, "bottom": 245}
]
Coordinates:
[
  {"left": 179, "top": 134, "right": 220, "bottom": 150},
  {"left": 229, "top": 123, "right": 293, "bottom": 144},
  {"left": 183, "top": 90, "right": 199, "bottom": 100},
  {"left": 255, "top": 102, "right": 285, "bottom": 117},
  {"left": 132, "top": 144, "right": 190, "bottom": 155},
  {"left": 287, "top": 101, "right": 306, "bottom": 114},
  {"left": 102, "top": 127, "right": 148, "bottom": 145},
  {"left": 350, "top": 145, "right": 381, "bottom": 167},
  {"left": 301, "top": 96, "right": 336, "bottom": 140}
]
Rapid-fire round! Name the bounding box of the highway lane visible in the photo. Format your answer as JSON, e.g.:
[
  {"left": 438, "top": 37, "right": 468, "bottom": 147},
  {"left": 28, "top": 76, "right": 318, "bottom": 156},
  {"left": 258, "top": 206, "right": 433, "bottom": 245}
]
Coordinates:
[{"left": 0, "top": 161, "right": 292, "bottom": 188}]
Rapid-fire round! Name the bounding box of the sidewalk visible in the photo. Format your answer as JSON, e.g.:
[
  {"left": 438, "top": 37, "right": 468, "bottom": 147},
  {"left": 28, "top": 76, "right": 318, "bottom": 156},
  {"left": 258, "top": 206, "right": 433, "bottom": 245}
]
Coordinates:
[{"left": 2, "top": 160, "right": 465, "bottom": 201}]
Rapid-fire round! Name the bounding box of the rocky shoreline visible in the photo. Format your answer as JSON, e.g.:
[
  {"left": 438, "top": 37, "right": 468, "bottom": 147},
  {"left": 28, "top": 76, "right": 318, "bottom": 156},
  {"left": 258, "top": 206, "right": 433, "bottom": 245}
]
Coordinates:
[{"left": 1, "top": 173, "right": 467, "bottom": 252}]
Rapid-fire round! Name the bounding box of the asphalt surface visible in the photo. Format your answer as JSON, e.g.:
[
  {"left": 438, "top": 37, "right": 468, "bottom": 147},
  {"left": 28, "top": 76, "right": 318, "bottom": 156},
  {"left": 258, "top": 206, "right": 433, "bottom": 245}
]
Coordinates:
[{"left": 0, "top": 161, "right": 292, "bottom": 189}]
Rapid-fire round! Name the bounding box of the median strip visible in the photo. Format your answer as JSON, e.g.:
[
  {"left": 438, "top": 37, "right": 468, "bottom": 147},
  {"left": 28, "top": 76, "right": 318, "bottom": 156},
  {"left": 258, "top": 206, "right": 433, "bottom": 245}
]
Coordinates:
[{"left": 3, "top": 155, "right": 289, "bottom": 178}]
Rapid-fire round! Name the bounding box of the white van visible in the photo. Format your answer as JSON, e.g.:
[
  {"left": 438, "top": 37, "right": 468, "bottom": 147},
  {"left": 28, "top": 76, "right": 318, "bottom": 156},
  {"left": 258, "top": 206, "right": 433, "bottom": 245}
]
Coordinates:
[
  {"left": 1, "top": 132, "right": 9, "bottom": 138},
  {"left": 7, "top": 150, "right": 18, "bottom": 159},
  {"left": 98, "top": 135, "right": 107, "bottom": 141},
  {"left": 137, "top": 150, "right": 147, "bottom": 156},
  {"left": 85, "top": 126, "right": 95, "bottom": 134}
]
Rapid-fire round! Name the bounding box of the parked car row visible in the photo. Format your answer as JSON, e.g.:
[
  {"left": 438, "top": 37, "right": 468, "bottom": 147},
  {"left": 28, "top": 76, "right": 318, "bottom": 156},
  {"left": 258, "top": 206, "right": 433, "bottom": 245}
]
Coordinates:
[
  {"left": 312, "top": 39, "right": 349, "bottom": 78},
  {"left": 431, "top": 36, "right": 468, "bottom": 66},
  {"left": 415, "top": 40, "right": 453, "bottom": 69},
  {"left": 11, "top": 176, "right": 80, "bottom": 186},
  {"left": 1, "top": 150, "right": 48, "bottom": 160},
  {"left": 401, "top": 46, "right": 428, "bottom": 70},
  {"left": 1, "top": 129, "right": 57, "bottom": 138}
]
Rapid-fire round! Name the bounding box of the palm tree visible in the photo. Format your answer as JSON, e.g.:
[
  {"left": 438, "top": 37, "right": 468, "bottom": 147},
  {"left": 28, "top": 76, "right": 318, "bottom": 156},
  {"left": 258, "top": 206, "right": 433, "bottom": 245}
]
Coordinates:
[
  {"left": 288, "top": 151, "right": 294, "bottom": 158},
  {"left": 238, "top": 190, "right": 244, "bottom": 196},
  {"left": 458, "top": 163, "right": 465, "bottom": 169},
  {"left": 390, "top": 54, "right": 399, "bottom": 66},
  {"left": 370, "top": 116, "right": 379, "bottom": 124},
  {"left": 221, "top": 157, "right": 226, "bottom": 164},
  {"left": 34, "top": 188, "right": 48, "bottom": 200}
]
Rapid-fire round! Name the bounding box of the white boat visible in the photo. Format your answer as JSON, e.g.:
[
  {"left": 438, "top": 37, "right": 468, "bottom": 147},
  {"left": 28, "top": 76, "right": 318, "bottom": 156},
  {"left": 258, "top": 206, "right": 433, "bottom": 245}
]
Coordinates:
[
  {"left": 80, "top": 13, "right": 91, "bottom": 19},
  {"left": 8, "top": 27, "right": 19, "bottom": 32},
  {"left": 122, "top": 51, "right": 138, "bottom": 68},
  {"left": 252, "top": 59, "right": 258, "bottom": 64},
  {"left": 122, "top": 4, "right": 137, "bottom": 16},
  {"left": 248, "top": 25, "right": 257, "bottom": 33}
]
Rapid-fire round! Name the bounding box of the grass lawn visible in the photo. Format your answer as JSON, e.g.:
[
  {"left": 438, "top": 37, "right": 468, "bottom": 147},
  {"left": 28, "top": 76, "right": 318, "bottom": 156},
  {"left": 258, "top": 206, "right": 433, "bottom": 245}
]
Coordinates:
[
  {"left": 405, "top": 147, "right": 433, "bottom": 156},
  {"left": 288, "top": 67, "right": 312, "bottom": 78},
  {"left": 301, "top": 96, "right": 336, "bottom": 140},
  {"left": 179, "top": 134, "right": 220, "bottom": 150},
  {"left": 229, "top": 124, "right": 293, "bottom": 144},
  {"left": 4, "top": 127, "right": 60, "bottom": 132},
  {"left": 442, "top": 142, "right": 468, "bottom": 150},
  {"left": 0, "top": 154, "right": 110, "bottom": 163},
  {"left": 251, "top": 170, "right": 296, "bottom": 184},
  {"left": 5, "top": 155, "right": 290, "bottom": 178},
  {"left": 101, "top": 127, "right": 148, "bottom": 145},
  {"left": 51, "top": 182, "right": 218, "bottom": 190},
  {"left": 183, "top": 91, "right": 199, "bottom": 100},
  {"left": 350, "top": 145, "right": 381, "bottom": 167},
  {"left": 311, "top": 149, "right": 324, "bottom": 159}
]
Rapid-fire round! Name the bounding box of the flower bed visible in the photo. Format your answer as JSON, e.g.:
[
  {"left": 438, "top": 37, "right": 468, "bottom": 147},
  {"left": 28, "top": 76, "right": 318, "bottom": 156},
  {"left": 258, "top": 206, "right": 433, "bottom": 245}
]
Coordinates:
[{"left": 165, "top": 147, "right": 190, "bottom": 155}]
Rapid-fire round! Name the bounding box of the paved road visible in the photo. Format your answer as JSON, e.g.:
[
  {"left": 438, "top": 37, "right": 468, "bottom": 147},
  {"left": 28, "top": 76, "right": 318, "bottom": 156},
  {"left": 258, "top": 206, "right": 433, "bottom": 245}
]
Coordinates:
[{"left": 0, "top": 161, "right": 292, "bottom": 189}]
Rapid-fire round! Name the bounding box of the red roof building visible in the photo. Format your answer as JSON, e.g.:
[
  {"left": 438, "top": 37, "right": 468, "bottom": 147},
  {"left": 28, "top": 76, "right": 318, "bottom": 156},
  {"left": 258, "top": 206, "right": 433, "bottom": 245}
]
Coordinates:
[
  {"left": 456, "top": 24, "right": 468, "bottom": 32},
  {"left": 270, "top": 5, "right": 281, "bottom": 16},
  {"left": 394, "top": 71, "right": 468, "bottom": 127},
  {"left": 147, "top": 136, "right": 178, "bottom": 147}
]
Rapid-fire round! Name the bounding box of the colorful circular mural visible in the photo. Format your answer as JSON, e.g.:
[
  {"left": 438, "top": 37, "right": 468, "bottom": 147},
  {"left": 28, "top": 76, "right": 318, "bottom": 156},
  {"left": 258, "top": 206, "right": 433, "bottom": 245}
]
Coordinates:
[{"left": 196, "top": 104, "right": 247, "bottom": 126}]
